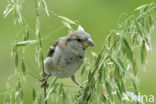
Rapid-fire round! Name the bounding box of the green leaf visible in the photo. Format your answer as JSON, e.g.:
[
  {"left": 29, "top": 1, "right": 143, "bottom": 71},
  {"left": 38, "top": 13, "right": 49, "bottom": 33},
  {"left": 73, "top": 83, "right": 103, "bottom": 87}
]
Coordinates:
[
  {"left": 95, "top": 52, "right": 102, "bottom": 66},
  {"left": 67, "top": 90, "right": 73, "bottom": 104},
  {"left": 41, "top": 0, "right": 49, "bottom": 16},
  {"left": 135, "top": 4, "right": 148, "bottom": 12},
  {"left": 136, "top": 22, "right": 144, "bottom": 36},
  {"left": 80, "top": 65, "right": 86, "bottom": 75},
  {"left": 58, "top": 16, "right": 76, "bottom": 30},
  {"left": 58, "top": 16, "right": 76, "bottom": 25},
  {"left": 21, "top": 58, "right": 26, "bottom": 75},
  {"left": 35, "top": 16, "right": 40, "bottom": 36},
  {"left": 46, "top": 84, "right": 58, "bottom": 101},
  {"left": 15, "top": 52, "right": 18, "bottom": 68},
  {"left": 123, "top": 39, "right": 133, "bottom": 61},
  {"left": 148, "top": 15, "right": 153, "bottom": 27},
  {"left": 91, "top": 51, "right": 98, "bottom": 59},
  {"left": 116, "top": 90, "right": 122, "bottom": 101},
  {"left": 15, "top": 40, "right": 38, "bottom": 46},
  {"left": 23, "top": 25, "right": 30, "bottom": 41},
  {"left": 15, "top": 4, "right": 23, "bottom": 24},
  {"left": 3, "top": 4, "right": 15, "bottom": 18},
  {"left": 45, "top": 77, "right": 58, "bottom": 101},
  {"left": 58, "top": 83, "right": 63, "bottom": 95},
  {"left": 117, "top": 57, "right": 125, "bottom": 70},
  {"left": 32, "top": 88, "right": 36, "bottom": 102},
  {"left": 133, "top": 79, "right": 139, "bottom": 95},
  {"left": 132, "top": 61, "right": 137, "bottom": 76},
  {"left": 33, "top": 92, "right": 42, "bottom": 104},
  {"left": 48, "top": 77, "right": 57, "bottom": 88},
  {"left": 98, "top": 64, "right": 104, "bottom": 81},
  {"left": 15, "top": 80, "right": 24, "bottom": 104},
  {"left": 141, "top": 40, "right": 146, "bottom": 64},
  {"left": 105, "top": 79, "right": 113, "bottom": 101},
  {"left": 62, "top": 22, "right": 73, "bottom": 30},
  {"left": 62, "top": 88, "right": 66, "bottom": 102}
]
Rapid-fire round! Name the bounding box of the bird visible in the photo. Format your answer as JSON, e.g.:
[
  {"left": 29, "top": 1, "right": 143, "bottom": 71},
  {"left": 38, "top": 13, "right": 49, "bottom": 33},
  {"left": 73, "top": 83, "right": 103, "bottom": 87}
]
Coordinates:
[{"left": 41, "top": 26, "right": 94, "bottom": 88}]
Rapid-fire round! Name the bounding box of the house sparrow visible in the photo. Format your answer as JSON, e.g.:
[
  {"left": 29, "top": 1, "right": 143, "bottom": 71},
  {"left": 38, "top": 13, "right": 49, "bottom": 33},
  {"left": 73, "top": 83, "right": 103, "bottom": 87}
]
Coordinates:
[{"left": 41, "top": 26, "right": 94, "bottom": 88}]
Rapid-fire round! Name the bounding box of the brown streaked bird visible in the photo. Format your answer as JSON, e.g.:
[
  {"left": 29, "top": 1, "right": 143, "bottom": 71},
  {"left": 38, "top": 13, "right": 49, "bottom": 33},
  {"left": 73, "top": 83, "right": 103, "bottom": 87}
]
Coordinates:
[{"left": 41, "top": 26, "right": 94, "bottom": 88}]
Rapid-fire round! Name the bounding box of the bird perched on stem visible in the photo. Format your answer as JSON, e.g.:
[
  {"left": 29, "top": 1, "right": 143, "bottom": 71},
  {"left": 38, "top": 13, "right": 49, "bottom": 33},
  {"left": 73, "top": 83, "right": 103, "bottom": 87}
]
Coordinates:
[{"left": 41, "top": 26, "right": 94, "bottom": 88}]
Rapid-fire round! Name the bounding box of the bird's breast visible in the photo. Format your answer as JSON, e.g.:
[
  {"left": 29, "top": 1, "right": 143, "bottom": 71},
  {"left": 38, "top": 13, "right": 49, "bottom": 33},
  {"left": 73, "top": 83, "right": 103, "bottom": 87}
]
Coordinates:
[{"left": 56, "top": 51, "right": 85, "bottom": 78}]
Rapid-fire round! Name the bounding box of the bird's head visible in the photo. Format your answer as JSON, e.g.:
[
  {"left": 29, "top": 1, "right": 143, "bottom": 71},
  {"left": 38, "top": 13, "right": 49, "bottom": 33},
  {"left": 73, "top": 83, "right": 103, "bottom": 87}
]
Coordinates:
[{"left": 66, "top": 26, "right": 94, "bottom": 51}]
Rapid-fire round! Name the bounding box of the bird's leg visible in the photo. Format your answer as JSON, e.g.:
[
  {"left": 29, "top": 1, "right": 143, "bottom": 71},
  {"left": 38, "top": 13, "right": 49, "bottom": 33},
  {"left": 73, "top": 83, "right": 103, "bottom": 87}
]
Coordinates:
[
  {"left": 71, "top": 75, "right": 83, "bottom": 88},
  {"left": 40, "top": 72, "right": 47, "bottom": 81},
  {"left": 40, "top": 74, "right": 51, "bottom": 88}
]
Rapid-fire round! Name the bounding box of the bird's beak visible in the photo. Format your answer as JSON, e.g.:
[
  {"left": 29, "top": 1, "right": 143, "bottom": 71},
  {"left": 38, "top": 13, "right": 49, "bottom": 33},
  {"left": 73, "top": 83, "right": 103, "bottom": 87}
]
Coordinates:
[
  {"left": 82, "top": 38, "right": 94, "bottom": 47},
  {"left": 87, "top": 38, "right": 94, "bottom": 46}
]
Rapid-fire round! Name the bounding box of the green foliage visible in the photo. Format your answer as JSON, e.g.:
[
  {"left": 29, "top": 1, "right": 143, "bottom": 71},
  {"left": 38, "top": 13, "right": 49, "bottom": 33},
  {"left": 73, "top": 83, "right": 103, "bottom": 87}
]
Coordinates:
[
  {"left": 75, "top": 3, "right": 155, "bottom": 104},
  {"left": 58, "top": 16, "right": 77, "bottom": 30},
  {"left": 3, "top": 0, "right": 24, "bottom": 24},
  {"left": 2, "top": 1, "right": 156, "bottom": 104}
]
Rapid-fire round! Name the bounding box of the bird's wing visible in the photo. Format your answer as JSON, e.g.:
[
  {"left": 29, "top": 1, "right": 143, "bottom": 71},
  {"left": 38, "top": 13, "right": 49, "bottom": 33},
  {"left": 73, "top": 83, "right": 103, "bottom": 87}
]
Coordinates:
[{"left": 47, "top": 39, "right": 60, "bottom": 57}]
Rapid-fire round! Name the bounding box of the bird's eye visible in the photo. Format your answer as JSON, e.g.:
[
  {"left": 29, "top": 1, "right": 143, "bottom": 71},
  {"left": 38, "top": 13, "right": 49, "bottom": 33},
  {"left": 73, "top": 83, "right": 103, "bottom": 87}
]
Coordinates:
[{"left": 76, "top": 38, "right": 82, "bottom": 42}]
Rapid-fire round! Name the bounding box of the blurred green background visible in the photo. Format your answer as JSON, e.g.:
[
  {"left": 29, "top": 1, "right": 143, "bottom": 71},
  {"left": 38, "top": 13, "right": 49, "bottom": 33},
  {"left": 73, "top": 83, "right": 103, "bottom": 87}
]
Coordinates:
[{"left": 0, "top": 0, "right": 156, "bottom": 103}]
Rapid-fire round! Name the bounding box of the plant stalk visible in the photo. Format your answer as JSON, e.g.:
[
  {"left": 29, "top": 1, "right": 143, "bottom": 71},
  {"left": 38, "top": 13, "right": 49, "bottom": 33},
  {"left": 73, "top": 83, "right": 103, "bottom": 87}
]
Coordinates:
[{"left": 38, "top": 34, "right": 48, "bottom": 104}]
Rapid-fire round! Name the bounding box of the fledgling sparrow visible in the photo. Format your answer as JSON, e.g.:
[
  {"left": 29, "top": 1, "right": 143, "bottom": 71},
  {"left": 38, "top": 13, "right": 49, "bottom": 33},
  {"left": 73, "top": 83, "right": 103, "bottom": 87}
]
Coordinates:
[{"left": 41, "top": 26, "right": 94, "bottom": 88}]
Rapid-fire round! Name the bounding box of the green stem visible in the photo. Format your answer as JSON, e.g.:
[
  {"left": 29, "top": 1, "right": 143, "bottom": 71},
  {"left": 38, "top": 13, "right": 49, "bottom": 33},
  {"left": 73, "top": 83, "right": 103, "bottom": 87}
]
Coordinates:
[
  {"left": 35, "top": 0, "right": 47, "bottom": 103},
  {"left": 38, "top": 34, "right": 48, "bottom": 104}
]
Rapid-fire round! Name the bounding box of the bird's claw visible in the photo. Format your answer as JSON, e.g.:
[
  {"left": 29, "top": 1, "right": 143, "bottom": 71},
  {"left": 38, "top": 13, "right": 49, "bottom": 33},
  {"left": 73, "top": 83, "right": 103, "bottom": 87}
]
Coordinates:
[
  {"left": 40, "top": 74, "right": 51, "bottom": 88},
  {"left": 40, "top": 80, "right": 47, "bottom": 88}
]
